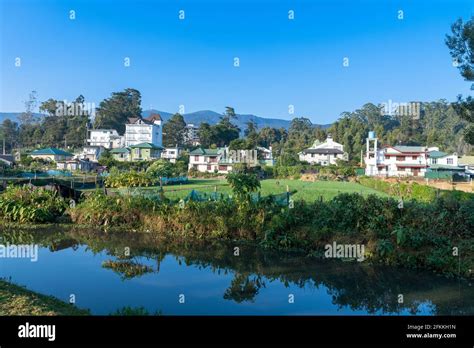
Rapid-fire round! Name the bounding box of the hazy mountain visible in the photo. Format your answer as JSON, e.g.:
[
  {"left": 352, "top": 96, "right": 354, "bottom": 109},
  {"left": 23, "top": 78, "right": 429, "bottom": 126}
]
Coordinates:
[
  {"left": 0, "top": 110, "right": 331, "bottom": 131},
  {"left": 0, "top": 112, "right": 30, "bottom": 123},
  {"left": 142, "top": 109, "right": 331, "bottom": 130}
]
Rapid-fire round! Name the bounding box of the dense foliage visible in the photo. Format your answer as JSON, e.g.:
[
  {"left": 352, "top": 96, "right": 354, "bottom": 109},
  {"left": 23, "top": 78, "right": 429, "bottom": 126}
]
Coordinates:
[
  {"left": 358, "top": 177, "right": 474, "bottom": 202},
  {"left": 0, "top": 185, "right": 66, "bottom": 223}
]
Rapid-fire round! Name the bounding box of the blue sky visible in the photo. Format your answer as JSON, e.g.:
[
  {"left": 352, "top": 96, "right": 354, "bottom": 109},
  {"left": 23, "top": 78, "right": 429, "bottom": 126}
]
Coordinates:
[{"left": 0, "top": 0, "right": 473, "bottom": 123}]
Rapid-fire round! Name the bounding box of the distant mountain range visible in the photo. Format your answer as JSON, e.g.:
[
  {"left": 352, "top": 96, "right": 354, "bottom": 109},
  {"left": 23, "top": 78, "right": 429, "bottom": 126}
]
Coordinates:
[{"left": 0, "top": 110, "right": 332, "bottom": 131}]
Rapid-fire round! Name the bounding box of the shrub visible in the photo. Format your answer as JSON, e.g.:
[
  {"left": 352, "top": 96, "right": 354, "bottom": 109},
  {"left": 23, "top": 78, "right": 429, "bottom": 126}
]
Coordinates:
[{"left": 0, "top": 185, "right": 66, "bottom": 223}]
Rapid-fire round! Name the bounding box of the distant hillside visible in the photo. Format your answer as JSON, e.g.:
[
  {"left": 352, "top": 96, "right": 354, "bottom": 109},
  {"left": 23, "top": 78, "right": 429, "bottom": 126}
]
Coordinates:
[
  {"left": 0, "top": 112, "right": 47, "bottom": 124},
  {"left": 0, "top": 110, "right": 331, "bottom": 131},
  {"left": 143, "top": 109, "right": 331, "bottom": 130}
]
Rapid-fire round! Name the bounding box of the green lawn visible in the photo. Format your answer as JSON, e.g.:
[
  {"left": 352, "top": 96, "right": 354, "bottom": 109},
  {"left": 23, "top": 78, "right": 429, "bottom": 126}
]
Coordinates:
[{"left": 153, "top": 178, "right": 388, "bottom": 201}]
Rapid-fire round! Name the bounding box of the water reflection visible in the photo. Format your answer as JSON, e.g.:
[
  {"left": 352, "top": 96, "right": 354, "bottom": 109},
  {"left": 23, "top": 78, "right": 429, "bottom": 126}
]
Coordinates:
[{"left": 0, "top": 226, "right": 472, "bottom": 315}]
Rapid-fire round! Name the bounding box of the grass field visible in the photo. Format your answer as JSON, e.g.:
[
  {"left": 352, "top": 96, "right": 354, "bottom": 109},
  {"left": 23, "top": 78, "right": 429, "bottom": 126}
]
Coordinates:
[{"left": 150, "top": 178, "right": 388, "bottom": 201}]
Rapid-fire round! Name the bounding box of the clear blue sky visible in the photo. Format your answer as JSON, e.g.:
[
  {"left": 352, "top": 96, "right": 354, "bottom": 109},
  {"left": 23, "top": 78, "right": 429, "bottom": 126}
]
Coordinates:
[{"left": 0, "top": 0, "right": 473, "bottom": 123}]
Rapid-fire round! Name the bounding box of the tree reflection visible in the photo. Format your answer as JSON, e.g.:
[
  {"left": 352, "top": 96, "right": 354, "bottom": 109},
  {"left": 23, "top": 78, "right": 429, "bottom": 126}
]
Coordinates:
[
  {"left": 1, "top": 226, "right": 472, "bottom": 315},
  {"left": 223, "top": 273, "right": 265, "bottom": 303}
]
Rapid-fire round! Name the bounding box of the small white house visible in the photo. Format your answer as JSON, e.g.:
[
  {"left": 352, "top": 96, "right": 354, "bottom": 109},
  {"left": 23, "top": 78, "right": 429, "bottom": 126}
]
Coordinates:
[
  {"left": 299, "top": 135, "right": 347, "bottom": 165},
  {"left": 188, "top": 148, "right": 223, "bottom": 173},
  {"left": 79, "top": 146, "right": 105, "bottom": 162},
  {"left": 87, "top": 129, "right": 124, "bottom": 149},
  {"left": 161, "top": 147, "right": 183, "bottom": 163}
]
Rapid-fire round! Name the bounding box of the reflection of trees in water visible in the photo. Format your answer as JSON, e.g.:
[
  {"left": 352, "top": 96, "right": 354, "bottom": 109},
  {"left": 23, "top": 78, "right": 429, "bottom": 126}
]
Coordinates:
[
  {"left": 102, "top": 259, "right": 154, "bottom": 280},
  {"left": 3, "top": 227, "right": 473, "bottom": 315},
  {"left": 223, "top": 273, "right": 265, "bottom": 303}
]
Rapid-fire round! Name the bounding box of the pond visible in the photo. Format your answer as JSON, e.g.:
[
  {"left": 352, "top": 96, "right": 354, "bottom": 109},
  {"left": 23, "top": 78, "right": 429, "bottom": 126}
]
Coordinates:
[{"left": 0, "top": 227, "right": 472, "bottom": 315}]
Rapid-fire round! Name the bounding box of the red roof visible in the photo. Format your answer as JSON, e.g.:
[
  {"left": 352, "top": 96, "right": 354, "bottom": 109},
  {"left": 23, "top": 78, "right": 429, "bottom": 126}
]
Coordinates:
[
  {"left": 144, "top": 113, "right": 162, "bottom": 122},
  {"left": 396, "top": 164, "right": 427, "bottom": 168}
]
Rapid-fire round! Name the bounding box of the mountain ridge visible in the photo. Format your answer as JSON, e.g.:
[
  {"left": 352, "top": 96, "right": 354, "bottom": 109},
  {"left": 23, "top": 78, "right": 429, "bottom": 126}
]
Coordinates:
[{"left": 0, "top": 110, "right": 332, "bottom": 130}]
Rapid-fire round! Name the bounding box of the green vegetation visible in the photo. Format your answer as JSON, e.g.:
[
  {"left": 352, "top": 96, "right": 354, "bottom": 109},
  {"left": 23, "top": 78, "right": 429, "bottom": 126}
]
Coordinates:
[
  {"left": 446, "top": 16, "right": 474, "bottom": 145},
  {"left": 66, "top": 187, "right": 473, "bottom": 277},
  {"left": 0, "top": 177, "right": 472, "bottom": 277},
  {"left": 359, "top": 177, "right": 474, "bottom": 202},
  {"left": 0, "top": 185, "right": 66, "bottom": 223},
  {"left": 0, "top": 280, "right": 89, "bottom": 315}
]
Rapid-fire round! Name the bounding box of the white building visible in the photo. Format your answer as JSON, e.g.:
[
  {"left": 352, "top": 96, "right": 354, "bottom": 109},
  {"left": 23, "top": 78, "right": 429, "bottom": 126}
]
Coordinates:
[
  {"left": 427, "top": 148, "right": 458, "bottom": 167},
  {"left": 87, "top": 129, "right": 124, "bottom": 149},
  {"left": 161, "top": 147, "right": 183, "bottom": 163},
  {"left": 364, "top": 132, "right": 460, "bottom": 177},
  {"left": 189, "top": 148, "right": 223, "bottom": 173},
  {"left": 184, "top": 123, "right": 200, "bottom": 146},
  {"left": 188, "top": 147, "right": 267, "bottom": 174},
  {"left": 125, "top": 114, "right": 163, "bottom": 147},
  {"left": 78, "top": 145, "right": 105, "bottom": 162},
  {"left": 299, "top": 135, "right": 347, "bottom": 165}
]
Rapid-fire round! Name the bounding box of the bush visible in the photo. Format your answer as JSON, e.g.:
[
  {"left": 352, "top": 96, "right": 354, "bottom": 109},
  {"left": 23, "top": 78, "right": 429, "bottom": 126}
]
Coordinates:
[
  {"left": 68, "top": 191, "right": 150, "bottom": 226},
  {"left": 0, "top": 185, "right": 66, "bottom": 223}
]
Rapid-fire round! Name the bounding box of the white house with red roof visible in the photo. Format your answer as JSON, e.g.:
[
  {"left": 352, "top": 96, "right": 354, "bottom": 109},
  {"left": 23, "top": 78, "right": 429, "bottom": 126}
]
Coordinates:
[{"left": 364, "top": 131, "right": 461, "bottom": 177}]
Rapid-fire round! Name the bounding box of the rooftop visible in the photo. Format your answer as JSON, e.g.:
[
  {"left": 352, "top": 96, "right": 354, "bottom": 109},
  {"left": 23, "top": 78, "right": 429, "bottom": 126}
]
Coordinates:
[
  {"left": 428, "top": 150, "right": 449, "bottom": 158},
  {"left": 30, "top": 148, "right": 73, "bottom": 156},
  {"left": 389, "top": 145, "right": 426, "bottom": 153},
  {"left": 189, "top": 148, "right": 221, "bottom": 156},
  {"left": 110, "top": 148, "right": 130, "bottom": 153},
  {"left": 301, "top": 148, "right": 344, "bottom": 155},
  {"left": 130, "top": 142, "right": 163, "bottom": 149}
]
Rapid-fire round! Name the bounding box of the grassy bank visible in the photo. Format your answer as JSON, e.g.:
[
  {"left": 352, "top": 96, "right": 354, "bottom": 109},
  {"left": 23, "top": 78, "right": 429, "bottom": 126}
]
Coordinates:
[{"left": 0, "top": 280, "right": 89, "bottom": 315}]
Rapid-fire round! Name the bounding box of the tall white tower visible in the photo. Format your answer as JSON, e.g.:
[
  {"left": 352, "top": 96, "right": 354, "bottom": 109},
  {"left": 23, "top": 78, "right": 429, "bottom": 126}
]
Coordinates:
[{"left": 365, "top": 131, "right": 378, "bottom": 176}]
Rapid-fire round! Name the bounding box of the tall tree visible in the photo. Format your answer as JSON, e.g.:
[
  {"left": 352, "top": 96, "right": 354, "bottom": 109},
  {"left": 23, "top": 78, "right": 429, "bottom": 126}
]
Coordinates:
[
  {"left": 163, "top": 113, "right": 187, "bottom": 147},
  {"left": 94, "top": 88, "right": 142, "bottom": 134},
  {"left": 0, "top": 119, "right": 19, "bottom": 153},
  {"left": 446, "top": 16, "right": 474, "bottom": 145},
  {"left": 18, "top": 91, "right": 38, "bottom": 125},
  {"left": 197, "top": 122, "right": 214, "bottom": 148}
]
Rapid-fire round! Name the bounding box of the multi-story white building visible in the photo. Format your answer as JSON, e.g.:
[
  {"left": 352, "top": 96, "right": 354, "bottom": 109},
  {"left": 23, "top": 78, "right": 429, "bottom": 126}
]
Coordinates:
[
  {"left": 184, "top": 123, "right": 200, "bottom": 146},
  {"left": 125, "top": 114, "right": 163, "bottom": 147},
  {"left": 189, "top": 148, "right": 223, "bottom": 173},
  {"left": 87, "top": 129, "right": 124, "bottom": 149},
  {"left": 299, "top": 135, "right": 347, "bottom": 165},
  {"left": 364, "top": 132, "right": 460, "bottom": 177}
]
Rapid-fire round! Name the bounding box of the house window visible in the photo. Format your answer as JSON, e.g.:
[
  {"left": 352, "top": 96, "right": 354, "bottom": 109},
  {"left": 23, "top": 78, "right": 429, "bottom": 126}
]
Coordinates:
[
  {"left": 447, "top": 158, "right": 453, "bottom": 165},
  {"left": 194, "top": 156, "right": 200, "bottom": 162},
  {"left": 219, "top": 165, "right": 227, "bottom": 171},
  {"left": 207, "top": 165, "right": 212, "bottom": 171},
  {"left": 396, "top": 156, "right": 405, "bottom": 161},
  {"left": 135, "top": 149, "right": 140, "bottom": 156},
  {"left": 432, "top": 158, "right": 437, "bottom": 164},
  {"left": 412, "top": 156, "right": 417, "bottom": 160}
]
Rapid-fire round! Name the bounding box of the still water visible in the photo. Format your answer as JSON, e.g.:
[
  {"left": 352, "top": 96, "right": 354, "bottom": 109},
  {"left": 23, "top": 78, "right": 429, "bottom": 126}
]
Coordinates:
[{"left": 0, "top": 227, "right": 472, "bottom": 315}]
